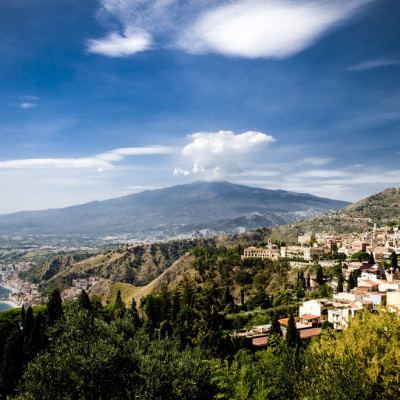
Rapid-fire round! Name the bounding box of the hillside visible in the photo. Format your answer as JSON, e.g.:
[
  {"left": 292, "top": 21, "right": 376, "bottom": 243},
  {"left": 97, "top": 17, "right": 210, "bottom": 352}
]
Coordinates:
[
  {"left": 23, "top": 227, "right": 273, "bottom": 290},
  {"left": 0, "top": 181, "right": 349, "bottom": 241},
  {"left": 267, "top": 187, "right": 400, "bottom": 240}
]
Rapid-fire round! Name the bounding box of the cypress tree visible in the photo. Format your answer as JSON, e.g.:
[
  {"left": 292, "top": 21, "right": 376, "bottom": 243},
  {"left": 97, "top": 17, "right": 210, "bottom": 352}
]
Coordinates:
[
  {"left": 23, "top": 307, "right": 34, "bottom": 337},
  {"left": 337, "top": 273, "right": 344, "bottom": 293},
  {"left": 368, "top": 252, "right": 375, "bottom": 264},
  {"left": 222, "top": 287, "right": 234, "bottom": 312},
  {"left": 269, "top": 314, "right": 282, "bottom": 337},
  {"left": 77, "top": 289, "right": 91, "bottom": 311},
  {"left": 129, "top": 298, "right": 141, "bottom": 328},
  {"left": 285, "top": 313, "right": 300, "bottom": 348},
  {"left": 348, "top": 272, "right": 356, "bottom": 291},
  {"left": 47, "top": 288, "right": 63, "bottom": 325},
  {"left": 316, "top": 265, "right": 324, "bottom": 285},
  {"left": 21, "top": 305, "right": 25, "bottom": 329},
  {"left": 390, "top": 251, "right": 398, "bottom": 271},
  {"left": 114, "top": 290, "right": 125, "bottom": 319}
]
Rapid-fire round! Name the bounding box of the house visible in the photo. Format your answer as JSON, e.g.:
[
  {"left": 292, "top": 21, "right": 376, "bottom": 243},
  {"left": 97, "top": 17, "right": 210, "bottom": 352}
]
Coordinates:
[
  {"left": 328, "top": 305, "right": 360, "bottom": 330},
  {"left": 242, "top": 246, "right": 280, "bottom": 261},
  {"left": 299, "top": 314, "right": 320, "bottom": 326},
  {"left": 299, "top": 299, "right": 333, "bottom": 322}
]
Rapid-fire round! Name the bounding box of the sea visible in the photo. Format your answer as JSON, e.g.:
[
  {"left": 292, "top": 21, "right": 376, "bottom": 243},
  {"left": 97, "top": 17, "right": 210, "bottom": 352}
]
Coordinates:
[{"left": 0, "top": 274, "right": 12, "bottom": 311}]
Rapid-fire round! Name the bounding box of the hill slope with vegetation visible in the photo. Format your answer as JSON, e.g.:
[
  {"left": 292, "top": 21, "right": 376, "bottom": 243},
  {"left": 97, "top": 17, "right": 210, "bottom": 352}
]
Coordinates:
[{"left": 22, "top": 228, "right": 273, "bottom": 291}]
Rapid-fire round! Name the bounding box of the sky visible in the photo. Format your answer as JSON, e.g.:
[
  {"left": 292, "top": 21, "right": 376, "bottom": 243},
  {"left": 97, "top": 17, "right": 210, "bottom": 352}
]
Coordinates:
[{"left": 0, "top": 0, "right": 399, "bottom": 214}]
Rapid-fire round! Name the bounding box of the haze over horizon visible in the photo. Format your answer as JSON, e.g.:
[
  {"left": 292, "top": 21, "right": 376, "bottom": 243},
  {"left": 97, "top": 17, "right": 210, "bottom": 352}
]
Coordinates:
[{"left": 1, "top": 0, "right": 399, "bottom": 213}]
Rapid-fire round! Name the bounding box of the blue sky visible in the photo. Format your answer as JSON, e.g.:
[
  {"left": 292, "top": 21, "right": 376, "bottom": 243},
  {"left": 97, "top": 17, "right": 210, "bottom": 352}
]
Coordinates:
[{"left": 0, "top": 0, "right": 399, "bottom": 213}]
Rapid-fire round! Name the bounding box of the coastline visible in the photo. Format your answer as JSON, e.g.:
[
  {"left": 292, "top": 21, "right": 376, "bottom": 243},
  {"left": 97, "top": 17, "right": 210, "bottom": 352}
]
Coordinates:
[
  {"left": 0, "top": 271, "right": 21, "bottom": 308},
  {"left": 0, "top": 281, "right": 19, "bottom": 294},
  {"left": 0, "top": 299, "right": 20, "bottom": 308}
]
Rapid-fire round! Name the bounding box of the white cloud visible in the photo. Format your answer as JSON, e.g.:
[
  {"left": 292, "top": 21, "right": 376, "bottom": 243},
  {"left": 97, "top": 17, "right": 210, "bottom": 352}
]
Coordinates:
[
  {"left": 20, "top": 102, "right": 37, "bottom": 109},
  {"left": 87, "top": 28, "right": 152, "bottom": 57},
  {"left": 179, "top": 0, "right": 371, "bottom": 58},
  {"left": 0, "top": 146, "right": 175, "bottom": 171},
  {"left": 178, "top": 130, "right": 275, "bottom": 176},
  {"left": 173, "top": 167, "right": 191, "bottom": 176},
  {"left": 89, "top": 0, "right": 373, "bottom": 58}
]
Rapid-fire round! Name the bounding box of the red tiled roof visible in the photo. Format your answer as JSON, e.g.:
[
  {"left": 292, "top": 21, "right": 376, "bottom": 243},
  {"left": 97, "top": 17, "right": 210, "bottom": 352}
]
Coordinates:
[
  {"left": 299, "top": 328, "right": 321, "bottom": 339},
  {"left": 300, "top": 314, "right": 319, "bottom": 320}
]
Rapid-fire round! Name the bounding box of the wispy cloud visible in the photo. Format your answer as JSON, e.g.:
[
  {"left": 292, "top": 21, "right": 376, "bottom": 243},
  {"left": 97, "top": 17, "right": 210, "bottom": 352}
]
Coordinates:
[
  {"left": 0, "top": 146, "right": 175, "bottom": 171},
  {"left": 88, "top": 0, "right": 373, "bottom": 58},
  {"left": 299, "top": 157, "right": 332, "bottom": 166},
  {"left": 19, "top": 102, "right": 37, "bottom": 109},
  {"left": 17, "top": 95, "right": 39, "bottom": 109},
  {"left": 19, "top": 95, "right": 39, "bottom": 101},
  {"left": 348, "top": 54, "right": 400, "bottom": 71}
]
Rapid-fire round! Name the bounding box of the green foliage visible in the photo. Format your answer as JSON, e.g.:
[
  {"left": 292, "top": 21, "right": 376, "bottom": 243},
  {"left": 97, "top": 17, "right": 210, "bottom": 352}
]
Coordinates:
[
  {"left": 18, "top": 302, "right": 213, "bottom": 400},
  {"left": 351, "top": 250, "right": 371, "bottom": 261},
  {"left": 307, "top": 310, "right": 400, "bottom": 399},
  {"left": 0, "top": 321, "right": 23, "bottom": 397}
]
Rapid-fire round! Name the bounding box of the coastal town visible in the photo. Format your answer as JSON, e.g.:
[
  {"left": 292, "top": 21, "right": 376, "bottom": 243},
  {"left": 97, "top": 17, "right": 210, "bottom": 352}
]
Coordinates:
[{"left": 0, "top": 259, "right": 101, "bottom": 308}]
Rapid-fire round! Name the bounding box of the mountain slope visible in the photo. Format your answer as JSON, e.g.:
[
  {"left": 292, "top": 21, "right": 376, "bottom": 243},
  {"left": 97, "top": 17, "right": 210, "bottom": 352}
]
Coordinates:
[
  {"left": 269, "top": 187, "right": 400, "bottom": 239},
  {"left": 0, "top": 181, "right": 349, "bottom": 239}
]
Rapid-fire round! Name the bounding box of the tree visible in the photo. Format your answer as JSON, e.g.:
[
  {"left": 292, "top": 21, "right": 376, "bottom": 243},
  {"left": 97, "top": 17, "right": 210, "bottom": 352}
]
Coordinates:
[
  {"left": 337, "top": 272, "right": 344, "bottom": 293},
  {"left": 171, "top": 289, "right": 180, "bottom": 322},
  {"left": 348, "top": 271, "right": 356, "bottom": 291},
  {"left": 222, "top": 287, "right": 234, "bottom": 312},
  {"left": 269, "top": 314, "right": 282, "bottom": 337},
  {"left": 390, "top": 251, "right": 398, "bottom": 271},
  {"left": 129, "top": 298, "right": 141, "bottom": 328},
  {"left": 285, "top": 313, "right": 300, "bottom": 349},
  {"left": 307, "top": 310, "right": 400, "bottom": 399},
  {"left": 114, "top": 290, "right": 125, "bottom": 319},
  {"left": 77, "top": 289, "right": 91, "bottom": 311},
  {"left": 316, "top": 265, "right": 324, "bottom": 285},
  {"left": 0, "top": 324, "right": 23, "bottom": 397},
  {"left": 368, "top": 252, "right": 375, "bottom": 264},
  {"left": 47, "top": 287, "right": 63, "bottom": 325},
  {"left": 23, "top": 307, "right": 35, "bottom": 361},
  {"left": 21, "top": 305, "right": 25, "bottom": 328}
]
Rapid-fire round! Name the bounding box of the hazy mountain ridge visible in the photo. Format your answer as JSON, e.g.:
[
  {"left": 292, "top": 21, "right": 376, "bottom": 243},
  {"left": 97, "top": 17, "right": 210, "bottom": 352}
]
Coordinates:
[{"left": 0, "top": 181, "right": 349, "bottom": 239}]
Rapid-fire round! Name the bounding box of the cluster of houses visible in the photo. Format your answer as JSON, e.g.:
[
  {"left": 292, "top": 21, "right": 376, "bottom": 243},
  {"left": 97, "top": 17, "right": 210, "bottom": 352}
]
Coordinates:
[
  {"left": 0, "top": 261, "right": 42, "bottom": 307},
  {"left": 299, "top": 264, "right": 400, "bottom": 329},
  {"left": 60, "top": 277, "right": 102, "bottom": 302},
  {"left": 0, "top": 259, "right": 103, "bottom": 306},
  {"left": 240, "top": 223, "right": 400, "bottom": 346},
  {"left": 243, "top": 223, "right": 400, "bottom": 264}
]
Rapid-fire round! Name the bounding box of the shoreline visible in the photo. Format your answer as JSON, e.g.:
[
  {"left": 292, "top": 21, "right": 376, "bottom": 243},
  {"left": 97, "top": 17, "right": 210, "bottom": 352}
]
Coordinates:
[
  {"left": 0, "top": 281, "right": 19, "bottom": 294},
  {"left": 0, "top": 299, "right": 20, "bottom": 308}
]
